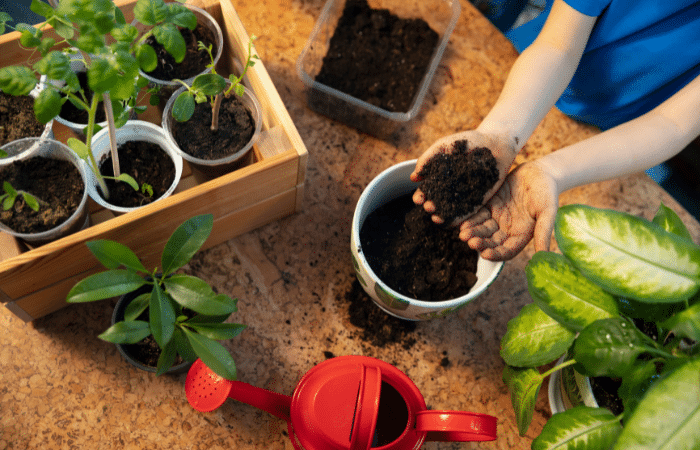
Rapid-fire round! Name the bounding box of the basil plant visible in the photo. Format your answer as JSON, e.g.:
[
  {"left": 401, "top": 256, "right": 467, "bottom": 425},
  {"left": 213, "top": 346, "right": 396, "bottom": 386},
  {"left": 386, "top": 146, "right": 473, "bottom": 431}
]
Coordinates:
[
  {"left": 0, "top": 0, "right": 197, "bottom": 199},
  {"left": 67, "top": 214, "right": 245, "bottom": 380},
  {"left": 501, "top": 203, "right": 700, "bottom": 450}
]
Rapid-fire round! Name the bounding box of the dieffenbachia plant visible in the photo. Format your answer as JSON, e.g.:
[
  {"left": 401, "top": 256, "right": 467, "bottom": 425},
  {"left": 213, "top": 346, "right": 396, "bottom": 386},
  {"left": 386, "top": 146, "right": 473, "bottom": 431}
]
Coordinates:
[
  {"left": 0, "top": 0, "right": 196, "bottom": 198},
  {"left": 67, "top": 214, "right": 245, "bottom": 379},
  {"left": 501, "top": 203, "right": 700, "bottom": 450}
]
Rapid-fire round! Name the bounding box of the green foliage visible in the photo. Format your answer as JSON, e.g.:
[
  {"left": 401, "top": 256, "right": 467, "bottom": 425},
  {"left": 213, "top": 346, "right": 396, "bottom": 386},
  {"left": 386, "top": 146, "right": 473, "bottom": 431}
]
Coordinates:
[
  {"left": 67, "top": 214, "right": 245, "bottom": 380},
  {"left": 500, "top": 203, "right": 700, "bottom": 449},
  {"left": 1, "top": 181, "right": 41, "bottom": 212}
]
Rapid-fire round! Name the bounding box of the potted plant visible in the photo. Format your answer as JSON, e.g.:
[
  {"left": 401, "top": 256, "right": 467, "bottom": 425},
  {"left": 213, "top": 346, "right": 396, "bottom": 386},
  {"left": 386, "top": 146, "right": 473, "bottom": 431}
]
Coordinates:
[
  {"left": 161, "top": 37, "right": 261, "bottom": 180},
  {"left": 0, "top": 137, "right": 89, "bottom": 247},
  {"left": 0, "top": 0, "right": 195, "bottom": 210},
  {"left": 66, "top": 213, "right": 245, "bottom": 379},
  {"left": 500, "top": 203, "right": 700, "bottom": 449}
]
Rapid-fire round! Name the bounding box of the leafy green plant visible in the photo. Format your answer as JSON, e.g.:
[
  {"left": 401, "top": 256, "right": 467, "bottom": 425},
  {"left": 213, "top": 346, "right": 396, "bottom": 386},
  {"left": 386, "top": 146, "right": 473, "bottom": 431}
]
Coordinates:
[
  {"left": 66, "top": 214, "right": 244, "bottom": 379},
  {"left": 501, "top": 203, "right": 700, "bottom": 450},
  {"left": 1, "top": 181, "right": 41, "bottom": 212},
  {"left": 170, "top": 37, "right": 258, "bottom": 130},
  {"left": 0, "top": 0, "right": 197, "bottom": 199}
]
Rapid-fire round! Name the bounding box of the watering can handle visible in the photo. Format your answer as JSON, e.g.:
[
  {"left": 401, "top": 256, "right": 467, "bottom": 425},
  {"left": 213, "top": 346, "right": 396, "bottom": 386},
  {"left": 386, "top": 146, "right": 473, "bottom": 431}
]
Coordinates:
[
  {"left": 415, "top": 411, "right": 497, "bottom": 442},
  {"left": 228, "top": 381, "right": 292, "bottom": 422}
]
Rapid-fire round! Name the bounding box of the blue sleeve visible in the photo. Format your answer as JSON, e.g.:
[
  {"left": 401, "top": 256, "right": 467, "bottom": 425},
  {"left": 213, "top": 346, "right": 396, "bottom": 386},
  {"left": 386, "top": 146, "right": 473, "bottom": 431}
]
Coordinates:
[{"left": 563, "top": 0, "right": 611, "bottom": 16}]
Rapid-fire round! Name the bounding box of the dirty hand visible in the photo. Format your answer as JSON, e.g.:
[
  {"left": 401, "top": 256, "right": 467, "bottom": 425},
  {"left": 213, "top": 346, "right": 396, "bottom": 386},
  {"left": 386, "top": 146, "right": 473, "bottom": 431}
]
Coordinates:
[
  {"left": 458, "top": 161, "right": 559, "bottom": 261},
  {"left": 410, "top": 130, "right": 518, "bottom": 225}
]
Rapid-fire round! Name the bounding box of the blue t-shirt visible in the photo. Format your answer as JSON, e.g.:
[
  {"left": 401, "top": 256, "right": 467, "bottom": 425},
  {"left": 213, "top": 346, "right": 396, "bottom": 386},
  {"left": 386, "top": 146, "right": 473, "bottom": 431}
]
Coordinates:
[{"left": 505, "top": 0, "right": 700, "bottom": 130}]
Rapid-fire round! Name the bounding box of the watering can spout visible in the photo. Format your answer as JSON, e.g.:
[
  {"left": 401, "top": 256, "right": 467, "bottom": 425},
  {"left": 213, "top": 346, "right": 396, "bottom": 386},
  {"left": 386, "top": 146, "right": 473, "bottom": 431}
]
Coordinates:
[{"left": 228, "top": 380, "right": 292, "bottom": 422}]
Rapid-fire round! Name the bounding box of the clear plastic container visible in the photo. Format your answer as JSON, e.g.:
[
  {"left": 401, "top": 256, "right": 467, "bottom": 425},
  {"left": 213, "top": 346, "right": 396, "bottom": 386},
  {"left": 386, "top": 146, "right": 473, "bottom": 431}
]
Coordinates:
[{"left": 296, "top": 0, "right": 461, "bottom": 141}]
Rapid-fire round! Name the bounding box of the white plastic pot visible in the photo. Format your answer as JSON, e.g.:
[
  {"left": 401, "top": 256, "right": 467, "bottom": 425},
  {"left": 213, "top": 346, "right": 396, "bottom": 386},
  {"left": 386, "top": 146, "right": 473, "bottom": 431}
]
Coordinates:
[{"left": 548, "top": 356, "right": 598, "bottom": 414}]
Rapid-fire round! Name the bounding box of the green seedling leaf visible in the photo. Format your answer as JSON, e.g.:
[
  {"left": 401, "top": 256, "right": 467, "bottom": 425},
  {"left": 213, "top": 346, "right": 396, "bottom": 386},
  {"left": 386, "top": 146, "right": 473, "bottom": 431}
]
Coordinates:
[
  {"left": 33, "top": 87, "right": 62, "bottom": 124},
  {"left": 66, "top": 269, "right": 147, "bottom": 303},
  {"left": 135, "top": 43, "right": 158, "bottom": 73},
  {"left": 22, "top": 192, "right": 40, "bottom": 212},
  {"left": 153, "top": 22, "right": 186, "bottom": 63},
  {"left": 166, "top": 2, "right": 197, "bottom": 29},
  {"left": 18, "top": 25, "right": 42, "bottom": 48},
  {"left": 555, "top": 204, "right": 700, "bottom": 304},
  {"left": 503, "top": 365, "right": 544, "bottom": 436},
  {"left": 112, "top": 23, "right": 139, "bottom": 43},
  {"left": 182, "top": 328, "right": 237, "bottom": 380},
  {"left": 124, "top": 293, "right": 150, "bottom": 321},
  {"left": 0, "top": 13, "right": 13, "bottom": 35},
  {"left": 67, "top": 137, "right": 90, "bottom": 159},
  {"left": 156, "top": 337, "right": 178, "bottom": 376},
  {"left": 532, "top": 406, "right": 622, "bottom": 450},
  {"left": 37, "top": 37, "right": 56, "bottom": 56},
  {"left": 115, "top": 173, "right": 139, "bottom": 191},
  {"left": 614, "top": 358, "right": 700, "bottom": 450},
  {"left": 172, "top": 91, "right": 195, "bottom": 122},
  {"left": 0, "top": 66, "right": 38, "bottom": 96},
  {"left": 500, "top": 303, "right": 576, "bottom": 367},
  {"left": 133, "top": 0, "right": 169, "bottom": 26},
  {"left": 75, "top": 28, "right": 105, "bottom": 54},
  {"left": 185, "top": 322, "right": 247, "bottom": 341},
  {"left": 191, "top": 73, "right": 227, "bottom": 96},
  {"left": 150, "top": 283, "right": 175, "bottom": 348},
  {"left": 527, "top": 251, "right": 619, "bottom": 332},
  {"left": 34, "top": 51, "right": 79, "bottom": 91},
  {"left": 618, "top": 359, "right": 659, "bottom": 417},
  {"left": 88, "top": 57, "right": 118, "bottom": 94},
  {"left": 161, "top": 214, "right": 213, "bottom": 274},
  {"left": 573, "top": 318, "right": 665, "bottom": 378},
  {"left": 163, "top": 275, "right": 237, "bottom": 316},
  {"left": 661, "top": 302, "right": 700, "bottom": 342},
  {"left": 653, "top": 202, "right": 693, "bottom": 241},
  {"left": 98, "top": 320, "right": 150, "bottom": 344},
  {"left": 86, "top": 239, "right": 148, "bottom": 272}
]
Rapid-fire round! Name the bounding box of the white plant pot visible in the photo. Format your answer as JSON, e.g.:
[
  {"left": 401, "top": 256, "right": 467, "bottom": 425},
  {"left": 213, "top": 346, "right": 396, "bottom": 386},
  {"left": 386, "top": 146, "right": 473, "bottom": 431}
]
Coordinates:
[
  {"left": 548, "top": 356, "right": 598, "bottom": 414},
  {"left": 351, "top": 159, "right": 504, "bottom": 321},
  {"left": 162, "top": 84, "right": 262, "bottom": 181},
  {"left": 87, "top": 120, "right": 183, "bottom": 215},
  {"left": 0, "top": 138, "right": 89, "bottom": 247}
]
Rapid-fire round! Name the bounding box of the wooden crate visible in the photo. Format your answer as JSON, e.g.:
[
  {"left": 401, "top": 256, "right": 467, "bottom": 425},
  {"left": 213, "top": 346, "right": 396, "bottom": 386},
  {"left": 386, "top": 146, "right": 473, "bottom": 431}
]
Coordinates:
[{"left": 0, "top": 0, "right": 308, "bottom": 321}]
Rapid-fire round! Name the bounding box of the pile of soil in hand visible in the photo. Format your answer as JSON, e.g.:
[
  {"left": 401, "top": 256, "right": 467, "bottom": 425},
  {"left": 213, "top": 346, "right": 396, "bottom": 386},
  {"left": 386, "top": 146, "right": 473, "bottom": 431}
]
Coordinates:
[
  {"left": 344, "top": 279, "right": 417, "bottom": 349},
  {"left": 145, "top": 24, "right": 218, "bottom": 81},
  {"left": 361, "top": 194, "right": 479, "bottom": 302},
  {"left": 315, "top": 0, "right": 439, "bottom": 112},
  {"left": 99, "top": 141, "right": 176, "bottom": 208},
  {"left": 172, "top": 94, "right": 255, "bottom": 160},
  {"left": 418, "top": 140, "right": 499, "bottom": 223},
  {"left": 59, "top": 71, "right": 107, "bottom": 125},
  {"left": 0, "top": 157, "right": 84, "bottom": 233},
  {"left": 0, "top": 93, "right": 46, "bottom": 146}
]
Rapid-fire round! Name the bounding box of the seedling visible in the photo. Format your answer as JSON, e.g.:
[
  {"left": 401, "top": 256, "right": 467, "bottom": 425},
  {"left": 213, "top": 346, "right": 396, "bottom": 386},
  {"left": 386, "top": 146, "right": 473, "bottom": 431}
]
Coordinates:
[
  {"left": 1, "top": 181, "right": 41, "bottom": 212},
  {"left": 0, "top": 0, "right": 197, "bottom": 199},
  {"left": 170, "top": 37, "right": 259, "bottom": 130}
]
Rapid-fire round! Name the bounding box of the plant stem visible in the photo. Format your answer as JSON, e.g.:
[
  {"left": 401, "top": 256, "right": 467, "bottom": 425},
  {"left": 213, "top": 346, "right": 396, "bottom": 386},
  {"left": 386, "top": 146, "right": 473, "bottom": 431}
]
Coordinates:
[
  {"left": 85, "top": 94, "right": 110, "bottom": 199},
  {"left": 542, "top": 358, "right": 577, "bottom": 379},
  {"left": 211, "top": 93, "right": 222, "bottom": 131},
  {"left": 102, "top": 94, "right": 120, "bottom": 177}
]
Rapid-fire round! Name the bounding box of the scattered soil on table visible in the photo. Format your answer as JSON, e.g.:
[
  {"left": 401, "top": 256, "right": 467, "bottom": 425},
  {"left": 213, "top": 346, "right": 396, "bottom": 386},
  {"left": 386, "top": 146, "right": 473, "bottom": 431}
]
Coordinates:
[
  {"left": 145, "top": 23, "right": 218, "bottom": 81},
  {"left": 344, "top": 279, "right": 417, "bottom": 349},
  {"left": 98, "top": 140, "right": 176, "bottom": 208},
  {"left": 315, "top": 0, "right": 439, "bottom": 112},
  {"left": 360, "top": 194, "right": 479, "bottom": 301},
  {"left": 0, "top": 157, "right": 84, "bottom": 233},
  {"left": 171, "top": 93, "right": 255, "bottom": 160},
  {"left": 418, "top": 140, "right": 499, "bottom": 223},
  {"left": 0, "top": 93, "right": 46, "bottom": 146},
  {"left": 59, "top": 71, "right": 107, "bottom": 125}
]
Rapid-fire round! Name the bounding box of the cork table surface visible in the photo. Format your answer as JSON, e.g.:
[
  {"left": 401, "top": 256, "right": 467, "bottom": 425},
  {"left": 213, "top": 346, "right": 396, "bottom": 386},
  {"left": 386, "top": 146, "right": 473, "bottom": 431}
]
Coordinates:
[{"left": 2, "top": 1, "right": 699, "bottom": 449}]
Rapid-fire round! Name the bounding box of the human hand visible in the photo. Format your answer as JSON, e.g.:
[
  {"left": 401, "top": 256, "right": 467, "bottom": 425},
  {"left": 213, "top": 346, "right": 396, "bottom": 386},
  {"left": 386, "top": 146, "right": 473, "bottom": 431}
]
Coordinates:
[
  {"left": 410, "top": 130, "right": 518, "bottom": 225},
  {"left": 458, "top": 161, "right": 559, "bottom": 261}
]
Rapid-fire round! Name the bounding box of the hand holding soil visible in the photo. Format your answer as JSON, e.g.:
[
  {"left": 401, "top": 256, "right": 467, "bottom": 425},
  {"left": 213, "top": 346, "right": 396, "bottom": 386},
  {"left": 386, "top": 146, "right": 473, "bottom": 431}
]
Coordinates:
[{"left": 410, "top": 131, "right": 516, "bottom": 225}]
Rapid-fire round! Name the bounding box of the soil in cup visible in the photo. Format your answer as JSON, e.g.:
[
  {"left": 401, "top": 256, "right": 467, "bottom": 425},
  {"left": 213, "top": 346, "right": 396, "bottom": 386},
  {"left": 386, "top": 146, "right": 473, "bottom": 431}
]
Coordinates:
[
  {"left": 145, "top": 23, "right": 218, "bottom": 81},
  {"left": 0, "top": 92, "right": 46, "bottom": 146},
  {"left": 59, "top": 71, "right": 107, "bottom": 125}
]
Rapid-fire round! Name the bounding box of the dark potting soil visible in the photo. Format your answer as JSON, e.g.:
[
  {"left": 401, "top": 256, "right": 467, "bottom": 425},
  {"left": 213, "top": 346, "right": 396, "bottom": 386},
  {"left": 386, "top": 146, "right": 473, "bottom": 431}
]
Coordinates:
[
  {"left": 145, "top": 23, "right": 218, "bottom": 81},
  {"left": 315, "top": 0, "right": 439, "bottom": 113},
  {"left": 360, "top": 194, "right": 479, "bottom": 302},
  {"left": 171, "top": 94, "right": 255, "bottom": 160},
  {"left": 0, "top": 93, "right": 46, "bottom": 146},
  {"left": 418, "top": 141, "right": 499, "bottom": 224},
  {"left": 0, "top": 157, "right": 84, "bottom": 233},
  {"left": 59, "top": 71, "right": 107, "bottom": 125},
  {"left": 344, "top": 279, "right": 417, "bottom": 349},
  {"left": 99, "top": 140, "right": 176, "bottom": 208},
  {"left": 590, "top": 376, "right": 624, "bottom": 416}
]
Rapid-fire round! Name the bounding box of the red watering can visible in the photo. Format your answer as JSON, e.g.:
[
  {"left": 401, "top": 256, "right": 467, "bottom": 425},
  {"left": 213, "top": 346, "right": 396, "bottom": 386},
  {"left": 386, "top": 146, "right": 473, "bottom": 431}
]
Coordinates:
[{"left": 185, "top": 355, "right": 497, "bottom": 449}]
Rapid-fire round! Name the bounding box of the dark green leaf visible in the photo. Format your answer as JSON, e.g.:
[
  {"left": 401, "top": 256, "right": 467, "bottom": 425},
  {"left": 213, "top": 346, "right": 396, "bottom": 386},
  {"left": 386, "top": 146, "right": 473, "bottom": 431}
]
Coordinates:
[
  {"left": 0, "top": 66, "right": 38, "bottom": 96},
  {"left": 153, "top": 22, "right": 186, "bottom": 63},
  {"left": 30, "top": 0, "right": 55, "bottom": 18},
  {"left": 161, "top": 214, "right": 213, "bottom": 274},
  {"left": 19, "top": 26, "right": 42, "bottom": 48},
  {"left": 185, "top": 322, "right": 246, "bottom": 341},
  {"left": 123, "top": 293, "right": 150, "bottom": 322},
  {"left": 500, "top": 303, "right": 576, "bottom": 367},
  {"left": 533, "top": 406, "right": 621, "bottom": 450},
  {"left": 133, "top": 0, "right": 169, "bottom": 26},
  {"left": 171, "top": 91, "right": 195, "bottom": 122},
  {"left": 33, "top": 87, "right": 62, "bottom": 124},
  {"left": 615, "top": 296, "right": 685, "bottom": 323},
  {"left": 191, "top": 73, "right": 227, "bottom": 96},
  {"left": 618, "top": 359, "right": 659, "bottom": 417},
  {"left": 135, "top": 43, "right": 157, "bottom": 73},
  {"left": 156, "top": 336, "right": 178, "bottom": 376},
  {"left": 149, "top": 283, "right": 176, "bottom": 348},
  {"left": 661, "top": 302, "right": 700, "bottom": 342},
  {"left": 182, "top": 328, "right": 237, "bottom": 380},
  {"left": 88, "top": 57, "right": 118, "bottom": 94},
  {"left": 98, "top": 320, "right": 150, "bottom": 344},
  {"left": 112, "top": 24, "right": 139, "bottom": 43},
  {"left": 67, "top": 270, "right": 146, "bottom": 303},
  {"left": 166, "top": 3, "right": 197, "bottom": 29},
  {"left": 86, "top": 239, "right": 148, "bottom": 272},
  {"left": 163, "top": 274, "right": 237, "bottom": 316},
  {"left": 171, "top": 326, "right": 197, "bottom": 362},
  {"left": 503, "top": 365, "right": 543, "bottom": 436}
]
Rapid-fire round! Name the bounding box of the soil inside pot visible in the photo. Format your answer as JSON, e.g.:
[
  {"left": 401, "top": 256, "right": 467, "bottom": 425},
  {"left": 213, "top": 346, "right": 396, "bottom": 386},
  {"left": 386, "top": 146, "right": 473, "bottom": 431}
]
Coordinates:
[
  {"left": 418, "top": 141, "right": 499, "bottom": 224},
  {"left": 171, "top": 93, "right": 255, "bottom": 160},
  {"left": 590, "top": 377, "right": 624, "bottom": 415},
  {"left": 315, "top": 0, "right": 439, "bottom": 113},
  {"left": 145, "top": 23, "right": 218, "bottom": 81},
  {"left": 360, "top": 193, "right": 479, "bottom": 302},
  {"left": 0, "top": 92, "right": 46, "bottom": 146},
  {"left": 59, "top": 71, "right": 107, "bottom": 125},
  {"left": 0, "top": 157, "right": 84, "bottom": 233},
  {"left": 98, "top": 140, "right": 176, "bottom": 208}
]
